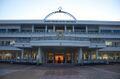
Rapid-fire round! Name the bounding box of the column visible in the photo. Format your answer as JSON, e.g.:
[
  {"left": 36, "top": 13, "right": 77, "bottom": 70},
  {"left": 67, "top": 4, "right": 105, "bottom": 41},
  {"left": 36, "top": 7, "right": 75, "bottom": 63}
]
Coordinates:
[
  {"left": 89, "top": 52, "right": 92, "bottom": 60},
  {"left": 98, "top": 27, "right": 101, "bottom": 33},
  {"left": 96, "top": 49, "right": 99, "bottom": 60},
  {"left": 64, "top": 25, "right": 67, "bottom": 32},
  {"left": 78, "top": 48, "right": 83, "bottom": 64},
  {"left": 86, "top": 25, "right": 88, "bottom": 33},
  {"left": 53, "top": 49, "right": 55, "bottom": 64},
  {"left": 21, "top": 49, "right": 24, "bottom": 59},
  {"left": 37, "top": 47, "right": 42, "bottom": 64},
  {"left": 32, "top": 24, "right": 34, "bottom": 32},
  {"left": 43, "top": 49, "right": 47, "bottom": 64},
  {"left": 72, "top": 25, "right": 75, "bottom": 32},
  {"left": 53, "top": 25, "right": 55, "bottom": 32},
  {"left": 45, "top": 25, "right": 47, "bottom": 32},
  {"left": 19, "top": 27, "right": 21, "bottom": 32},
  {"left": 70, "top": 49, "right": 73, "bottom": 64},
  {"left": 64, "top": 50, "right": 67, "bottom": 63}
]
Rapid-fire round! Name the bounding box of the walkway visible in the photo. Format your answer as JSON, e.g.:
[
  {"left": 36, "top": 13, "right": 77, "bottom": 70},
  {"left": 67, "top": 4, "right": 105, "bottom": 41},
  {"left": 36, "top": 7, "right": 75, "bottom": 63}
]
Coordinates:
[{"left": 0, "top": 64, "right": 120, "bottom": 79}]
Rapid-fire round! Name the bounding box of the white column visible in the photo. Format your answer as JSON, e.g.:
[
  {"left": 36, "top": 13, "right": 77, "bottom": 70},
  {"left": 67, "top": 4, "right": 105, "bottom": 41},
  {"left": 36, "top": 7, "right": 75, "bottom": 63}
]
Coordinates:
[
  {"left": 73, "top": 25, "right": 75, "bottom": 32},
  {"left": 21, "top": 49, "right": 24, "bottom": 59},
  {"left": 78, "top": 48, "right": 83, "bottom": 64},
  {"left": 45, "top": 25, "right": 47, "bottom": 32},
  {"left": 64, "top": 25, "right": 67, "bottom": 32},
  {"left": 99, "top": 27, "right": 101, "bottom": 33},
  {"left": 88, "top": 52, "right": 92, "bottom": 60},
  {"left": 37, "top": 47, "right": 42, "bottom": 64},
  {"left": 19, "top": 27, "right": 21, "bottom": 32},
  {"left": 32, "top": 24, "right": 34, "bottom": 32},
  {"left": 96, "top": 49, "right": 99, "bottom": 60},
  {"left": 86, "top": 25, "right": 88, "bottom": 33},
  {"left": 53, "top": 25, "right": 55, "bottom": 32}
]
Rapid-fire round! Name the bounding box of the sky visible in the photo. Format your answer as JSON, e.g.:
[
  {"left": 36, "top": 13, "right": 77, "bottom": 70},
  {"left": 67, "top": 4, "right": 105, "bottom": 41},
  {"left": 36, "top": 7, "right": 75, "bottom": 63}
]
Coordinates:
[{"left": 0, "top": 0, "right": 120, "bottom": 21}]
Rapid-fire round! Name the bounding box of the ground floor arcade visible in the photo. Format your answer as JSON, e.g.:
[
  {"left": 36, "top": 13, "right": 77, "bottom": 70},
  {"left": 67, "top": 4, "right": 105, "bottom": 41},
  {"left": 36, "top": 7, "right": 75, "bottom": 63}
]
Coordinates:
[{"left": 0, "top": 47, "right": 120, "bottom": 64}]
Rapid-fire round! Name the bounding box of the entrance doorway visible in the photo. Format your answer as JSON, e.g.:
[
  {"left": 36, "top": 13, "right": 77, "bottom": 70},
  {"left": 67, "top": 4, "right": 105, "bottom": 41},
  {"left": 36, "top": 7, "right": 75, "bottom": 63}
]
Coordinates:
[
  {"left": 44, "top": 47, "right": 78, "bottom": 64},
  {"left": 55, "top": 55, "right": 64, "bottom": 64}
]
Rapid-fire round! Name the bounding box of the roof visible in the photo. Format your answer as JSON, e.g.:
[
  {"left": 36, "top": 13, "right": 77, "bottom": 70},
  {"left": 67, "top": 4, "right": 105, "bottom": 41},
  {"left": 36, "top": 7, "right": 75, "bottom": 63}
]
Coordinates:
[
  {"left": 99, "top": 47, "right": 120, "bottom": 52},
  {"left": 0, "top": 20, "right": 120, "bottom": 25},
  {"left": 0, "top": 46, "right": 21, "bottom": 51}
]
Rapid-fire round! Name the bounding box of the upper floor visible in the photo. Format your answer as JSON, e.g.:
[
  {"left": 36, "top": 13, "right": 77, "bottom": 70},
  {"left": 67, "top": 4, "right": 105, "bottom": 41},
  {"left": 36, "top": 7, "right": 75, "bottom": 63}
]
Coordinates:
[{"left": 0, "top": 20, "right": 120, "bottom": 35}]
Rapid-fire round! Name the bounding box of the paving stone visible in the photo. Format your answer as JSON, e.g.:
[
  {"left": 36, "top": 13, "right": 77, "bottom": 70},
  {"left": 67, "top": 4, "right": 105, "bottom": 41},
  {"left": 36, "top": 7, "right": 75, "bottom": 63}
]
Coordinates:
[{"left": 0, "top": 64, "right": 120, "bottom": 79}]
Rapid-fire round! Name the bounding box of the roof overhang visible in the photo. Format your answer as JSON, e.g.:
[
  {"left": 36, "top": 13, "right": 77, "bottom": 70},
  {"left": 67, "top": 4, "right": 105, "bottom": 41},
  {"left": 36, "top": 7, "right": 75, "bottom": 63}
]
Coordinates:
[
  {"left": 0, "top": 20, "right": 120, "bottom": 25},
  {"left": 0, "top": 46, "right": 22, "bottom": 51}
]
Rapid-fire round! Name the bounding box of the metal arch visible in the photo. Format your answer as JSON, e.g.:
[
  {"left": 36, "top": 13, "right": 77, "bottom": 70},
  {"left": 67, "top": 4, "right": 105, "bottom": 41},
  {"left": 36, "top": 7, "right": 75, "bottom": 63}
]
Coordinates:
[{"left": 44, "top": 10, "right": 77, "bottom": 21}]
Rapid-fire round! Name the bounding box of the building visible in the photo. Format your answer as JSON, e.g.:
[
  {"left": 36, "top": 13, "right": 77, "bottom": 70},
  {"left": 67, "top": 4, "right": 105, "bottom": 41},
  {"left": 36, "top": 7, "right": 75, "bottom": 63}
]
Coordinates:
[{"left": 0, "top": 9, "right": 120, "bottom": 64}]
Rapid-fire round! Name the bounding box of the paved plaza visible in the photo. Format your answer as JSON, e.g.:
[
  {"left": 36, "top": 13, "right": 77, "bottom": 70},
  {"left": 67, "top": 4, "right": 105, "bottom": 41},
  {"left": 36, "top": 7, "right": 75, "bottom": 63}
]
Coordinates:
[{"left": 0, "top": 64, "right": 120, "bottom": 79}]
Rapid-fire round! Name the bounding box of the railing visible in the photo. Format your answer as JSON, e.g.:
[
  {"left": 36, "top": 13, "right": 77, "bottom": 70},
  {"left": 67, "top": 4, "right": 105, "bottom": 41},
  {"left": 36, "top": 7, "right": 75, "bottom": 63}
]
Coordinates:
[
  {"left": 31, "top": 36, "right": 89, "bottom": 41},
  {"left": 0, "top": 59, "right": 120, "bottom": 64},
  {"left": 0, "top": 31, "right": 120, "bottom": 34}
]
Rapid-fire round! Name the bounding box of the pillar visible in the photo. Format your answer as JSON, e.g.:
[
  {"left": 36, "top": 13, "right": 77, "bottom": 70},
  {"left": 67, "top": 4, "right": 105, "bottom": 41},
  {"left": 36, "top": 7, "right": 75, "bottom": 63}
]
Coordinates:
[
  {"left": 45, "top": 25, "right": 47, "bottom": 32},
  {"left": 65, "top": 25, "right": 67, "bottom": 32},
  {"left": 53, "top": 25, "right": 55, "bottom": 32},
  {"left": 32, "top": 24, "right": 34, "bottom": 32},
  {"left": 21, "top": 49, "right": 24, "bottom": 59},
  {"left": 89, "top": 52, "right": 92, "bottom": 60},
  {"left": 96, "top": 49, "right": 99, "bottom": 60},
  {"left": 53, "top": 49, "right": 55, "bottom": 64},
  {"left": 98, "top": 27, "right": 101, "bottom": 33},
  {"left": 64, "top": 52, "right": 67, "bottom": 63},
  {"left": 70, "top": 49, "right": 73, "bottom": 64},
  {"left": 86, "top": 25, "right": 88, "bottom": 33},
  {"left": 78, "top": 48, "right": 83, "bottom": 64},
  {"left": 19, "top": 27, "right": 21, "bottom": 32},
  {"left": 37, "top": 47, "right": 42, "bottom": 64},
  {"left": 73, "top": 25, "right": 75, "bottom": 32}
]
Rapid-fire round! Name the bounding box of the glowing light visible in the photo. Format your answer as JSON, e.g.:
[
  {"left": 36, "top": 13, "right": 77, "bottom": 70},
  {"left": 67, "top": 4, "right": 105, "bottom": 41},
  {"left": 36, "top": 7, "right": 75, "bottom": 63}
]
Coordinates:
[
  {"left": 103, "top": 54, "right": 108, "bottom": 59},
  {"left": 55, "top": 55, "right": 64, "bottom": 61},
  {"left": 5, "top": 53, "right": 11, "bottom": 57}
]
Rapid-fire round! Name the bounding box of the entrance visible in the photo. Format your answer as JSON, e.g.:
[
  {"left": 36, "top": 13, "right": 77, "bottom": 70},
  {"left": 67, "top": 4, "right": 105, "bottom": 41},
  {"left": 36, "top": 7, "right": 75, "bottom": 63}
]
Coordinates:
[
  {"left": 55, "top": 55, "right": 64, "bottom": 64},
  {"left": 44, "top": 47, "right": 78, "bottom": 64}
]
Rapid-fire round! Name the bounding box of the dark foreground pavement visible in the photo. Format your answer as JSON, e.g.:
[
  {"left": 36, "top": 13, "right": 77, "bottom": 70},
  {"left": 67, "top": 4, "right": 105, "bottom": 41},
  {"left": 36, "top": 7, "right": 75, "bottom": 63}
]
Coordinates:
[{"left": 0, "top": 64, "right": 120, "bottom": 79}]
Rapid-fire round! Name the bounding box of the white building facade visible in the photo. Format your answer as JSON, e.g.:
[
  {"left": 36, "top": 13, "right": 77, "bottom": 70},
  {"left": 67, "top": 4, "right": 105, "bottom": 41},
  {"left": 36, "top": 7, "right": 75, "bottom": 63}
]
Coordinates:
[{"left": 0, "top": 10, "right": 120, "bottom": 64}]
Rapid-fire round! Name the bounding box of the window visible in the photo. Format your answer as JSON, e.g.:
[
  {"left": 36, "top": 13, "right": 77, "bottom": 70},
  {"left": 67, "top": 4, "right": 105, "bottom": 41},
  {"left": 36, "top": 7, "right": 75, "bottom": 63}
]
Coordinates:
[
  {"left": 101, "top": 30, "right": 112, "bottom": 33},
  {"left": 105, "top": 41, "right": 112, "bottom": 46},
  {"left": 0, "top": 29, "right": 6, "bottom": 32},
  {"left": 0, "top": 40, "right": 15, "bottom": 46},
  {"left": 8, "top": 29, "right": 19, "bottom": 32},
  {"left": 10, "top": 40, "right": 15, "bottom": 46},
  {"left": 113, "top": 30, "right": 120, "bottom": 33}
]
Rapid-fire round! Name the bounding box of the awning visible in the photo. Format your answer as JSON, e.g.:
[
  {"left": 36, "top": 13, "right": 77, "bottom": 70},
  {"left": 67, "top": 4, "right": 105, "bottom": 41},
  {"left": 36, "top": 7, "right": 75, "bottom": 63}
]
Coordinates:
[
  {"left": 0, "top": 46, "right": 21, "bottom": 51},
  {"left": 99, "top": 47, "right": 120, "bottom": 52}
]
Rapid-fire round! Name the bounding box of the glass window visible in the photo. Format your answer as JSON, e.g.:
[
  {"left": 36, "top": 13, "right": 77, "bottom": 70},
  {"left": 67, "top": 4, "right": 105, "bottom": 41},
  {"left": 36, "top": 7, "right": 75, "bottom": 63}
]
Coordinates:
[
  {"left": 101, "top": 30, "right": 112, "bottom": 33},
  {"left": 105, "top": 41, "right": 112, "bottom": 46},
  {"left": 10, "top": 40, "right": 15, "bottom": 46},
  {"left": 0, "top": 29, "right": 6, "bottom": 32},
  {"left": 8, "top": 29, "right": 19, "bottom": 32},
  {"left": 113, "top": 30, "right": 120, "bottom": 33}
]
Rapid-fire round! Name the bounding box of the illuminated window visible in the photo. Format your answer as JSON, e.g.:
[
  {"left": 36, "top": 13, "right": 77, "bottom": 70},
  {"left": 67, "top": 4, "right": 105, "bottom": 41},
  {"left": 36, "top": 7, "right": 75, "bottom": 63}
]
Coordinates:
[
  {"left": 10, "top": 40, "right": 15, "bottom": 46},
  {"left": 103, "top": 54, "right": 108, "bottom": 59},
  {"left": 105, "top": 41, "right": 112, "bottom": 46}
]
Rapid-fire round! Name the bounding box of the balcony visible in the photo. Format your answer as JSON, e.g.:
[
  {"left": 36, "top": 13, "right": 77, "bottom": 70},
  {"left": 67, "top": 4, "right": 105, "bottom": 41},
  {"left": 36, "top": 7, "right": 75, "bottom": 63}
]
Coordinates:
[
  {"left": 30, "top": 40, "right": 90, "bottom": 47},
  {"left": 89, "top": 43, "right": 106, "bottom": 48},
  {"left": 0, "top": 31, "right": 120, "bottom": 38},
  {"left": 14, "top": 43, "right": 31, "bottom": 48}
]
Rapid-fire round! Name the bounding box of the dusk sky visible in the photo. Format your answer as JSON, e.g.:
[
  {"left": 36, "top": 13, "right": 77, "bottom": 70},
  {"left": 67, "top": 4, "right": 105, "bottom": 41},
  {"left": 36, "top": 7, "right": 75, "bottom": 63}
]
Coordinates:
[{"left": 0, "top": 0, "right": 120, "bottom": 21}]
